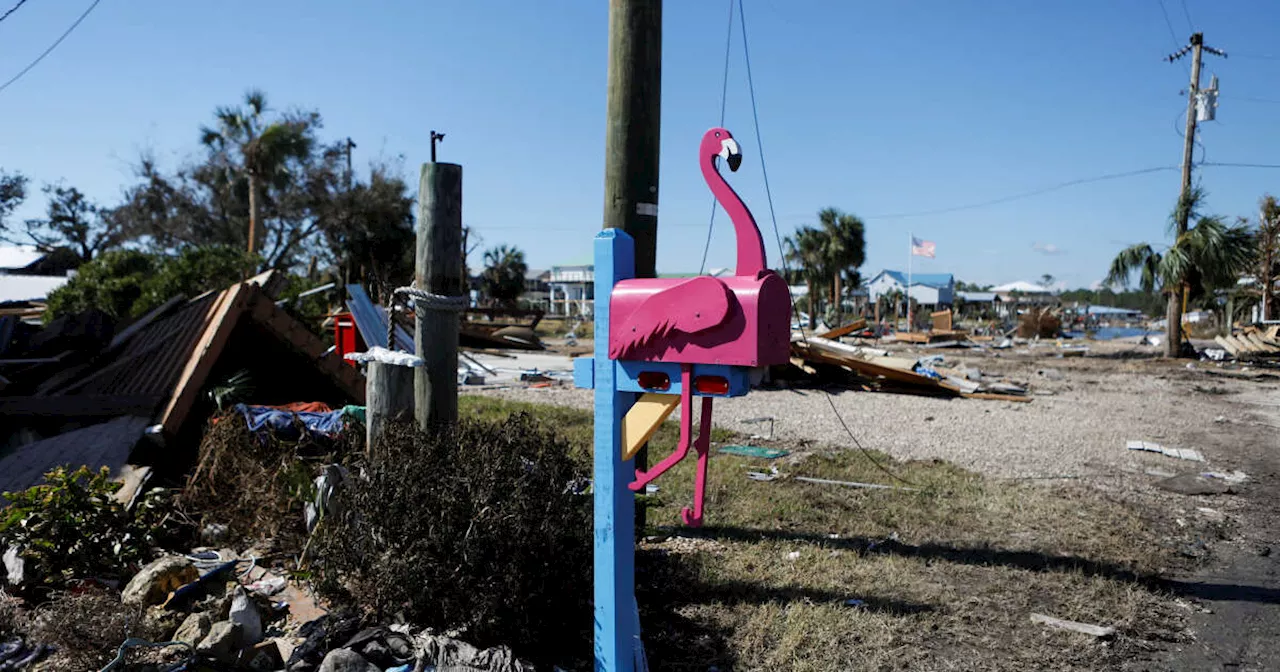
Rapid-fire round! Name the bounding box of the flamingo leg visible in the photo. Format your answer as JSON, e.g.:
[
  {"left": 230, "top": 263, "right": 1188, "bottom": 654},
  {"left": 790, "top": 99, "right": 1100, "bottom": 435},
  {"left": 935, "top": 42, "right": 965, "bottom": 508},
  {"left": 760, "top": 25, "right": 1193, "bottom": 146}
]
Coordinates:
[
  {"left": 629, "top": 364, "right": 693, "bottom": 491},
  {"left": 680, "top": 397, "right": 714, "bottom": 527}
]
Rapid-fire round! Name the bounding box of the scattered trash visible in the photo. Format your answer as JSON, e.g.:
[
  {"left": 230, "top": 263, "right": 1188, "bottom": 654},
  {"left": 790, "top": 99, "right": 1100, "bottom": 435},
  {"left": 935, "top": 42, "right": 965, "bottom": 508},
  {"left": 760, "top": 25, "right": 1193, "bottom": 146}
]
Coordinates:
[
  {"left": 122, "top": 555, "right": 199, "bottom": 607},
  {"left": 3, "top": 545, "right": 24, "bottom": 586},
  {"left": 1126, "top": 440, "right": 1205, "bottom": 462},
  {"left": 740, "top": 416, "right": 776, "bottom": 440},
  {"left": 229, "top": 586, "right": 264, "bottom": 646},
  {"left": 1036, "top": 368, "right": 1064, "bottom": 381},
  {"left": 1029, "top": 613, "right": 1115, "bottom": 638},
  {"left": 844, "top": 599, "right": 865, "bottom": 608},
  {"left": 1203, "top": 348, "right": 1228, "bottom": 361},
  {"left": 99, "top": 638, "right": 191, "bottom": 672},
  {"left": 200, "top": 523, "right": 230, "bottom": 543},
  {"left": 1213, "top": 415, "right": 1227, "bottom": 423},
  {"left": 1201, "top": 470, "right": 1248, "bottom": 485},
  {"left": 786, "top": 551, "right": 801, "bottom": 561},
  {"left": 794, "top": 476, "right": 921, "bottom": 492},
  {"left": 719, "top": 445, "right": 790, "bottom": 459},
  {"left": 246, "top": 575, "right": 288, "bottom": 597},
  {"left": 460, "top": 371, "right": 486, "bottom": 385},
  {"left": 1196, "top": 507, "right": 1226, "bottom": 523},
  {"left": 305, "top": 464, "right": 349, "bottom": 533},
  {"left": 747, "top": 466, "right": 781, "bottom": 482},
  {"left": 644, "top": 484, "right": 660, "bottom": 495}
]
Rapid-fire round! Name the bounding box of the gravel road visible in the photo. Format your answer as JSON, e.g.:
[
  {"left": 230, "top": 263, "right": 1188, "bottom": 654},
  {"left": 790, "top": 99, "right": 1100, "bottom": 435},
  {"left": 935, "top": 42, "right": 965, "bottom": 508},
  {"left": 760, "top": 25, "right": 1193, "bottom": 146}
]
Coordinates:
[{"left": 470, "top": 342, "right": 1266, "bottom": 480}]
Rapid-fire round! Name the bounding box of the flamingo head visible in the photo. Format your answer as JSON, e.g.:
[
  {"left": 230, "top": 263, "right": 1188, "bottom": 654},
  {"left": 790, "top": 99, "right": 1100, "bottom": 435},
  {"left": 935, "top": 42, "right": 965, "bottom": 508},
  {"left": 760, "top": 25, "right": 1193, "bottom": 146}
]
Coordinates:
[{"left": 702, "top": 127, "right": 742, "bottom": 172}]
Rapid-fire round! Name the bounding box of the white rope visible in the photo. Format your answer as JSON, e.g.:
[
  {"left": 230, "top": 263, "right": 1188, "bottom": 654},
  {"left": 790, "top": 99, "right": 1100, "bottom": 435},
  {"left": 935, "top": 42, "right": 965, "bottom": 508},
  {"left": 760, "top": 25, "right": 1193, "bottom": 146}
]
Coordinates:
[{"left": 392, "top": 286, "right": 469, "bottom": 312}]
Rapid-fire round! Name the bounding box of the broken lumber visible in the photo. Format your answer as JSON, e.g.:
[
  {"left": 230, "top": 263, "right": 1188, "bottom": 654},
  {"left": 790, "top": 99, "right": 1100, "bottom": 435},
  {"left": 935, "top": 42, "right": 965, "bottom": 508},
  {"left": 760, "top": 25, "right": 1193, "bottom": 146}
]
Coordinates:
[
  {"left": 1214, "top": 335, "right": 1241, "bottom": 357},
  {"left": 961, "top": 392, "right": 1033, "bottom": 403},
  {"left": 1029, "top": 613, "right": 1115, "bottom": 638},
  {"left": 817, "top": 318, "right": 867, "bottom": 340}
]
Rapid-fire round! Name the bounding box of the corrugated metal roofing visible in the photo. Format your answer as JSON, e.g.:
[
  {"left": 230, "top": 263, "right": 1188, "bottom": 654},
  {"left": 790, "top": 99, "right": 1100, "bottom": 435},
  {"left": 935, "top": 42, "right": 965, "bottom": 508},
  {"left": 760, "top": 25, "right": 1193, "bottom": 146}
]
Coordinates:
[
  {"left": 45, "top": 291, "right": 223, "bottom": 398},
  {"left": 346, "top": 284, "right": 412, "bottom": 351},
  {"left": 0, "top": 415, "right": 149, "bottom": 499}
]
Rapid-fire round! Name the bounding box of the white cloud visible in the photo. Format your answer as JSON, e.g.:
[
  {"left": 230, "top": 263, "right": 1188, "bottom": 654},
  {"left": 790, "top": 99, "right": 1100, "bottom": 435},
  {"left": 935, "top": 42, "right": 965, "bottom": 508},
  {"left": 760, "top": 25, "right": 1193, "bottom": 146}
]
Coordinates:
[{"left": 1032, "top": 242, "right": 1064, "bottom": 255}]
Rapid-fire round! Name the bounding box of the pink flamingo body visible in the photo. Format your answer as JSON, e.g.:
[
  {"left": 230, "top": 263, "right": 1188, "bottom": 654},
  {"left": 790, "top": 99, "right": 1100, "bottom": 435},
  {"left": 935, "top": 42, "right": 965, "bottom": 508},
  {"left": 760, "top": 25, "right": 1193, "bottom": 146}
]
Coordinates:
[{"left": 611, "top": 128, "right": 792, "bottom": 526}]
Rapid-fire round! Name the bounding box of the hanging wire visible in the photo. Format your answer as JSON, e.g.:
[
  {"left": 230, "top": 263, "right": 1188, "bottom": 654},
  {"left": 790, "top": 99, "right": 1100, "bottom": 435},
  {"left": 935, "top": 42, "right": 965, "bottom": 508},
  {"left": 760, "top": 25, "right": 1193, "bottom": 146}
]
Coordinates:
[
  {"left": 698, "top": 0, "right": 736, "bottom": 274},
  {"left": 736, "top": 0, "right": 916, "bottom": 487}
]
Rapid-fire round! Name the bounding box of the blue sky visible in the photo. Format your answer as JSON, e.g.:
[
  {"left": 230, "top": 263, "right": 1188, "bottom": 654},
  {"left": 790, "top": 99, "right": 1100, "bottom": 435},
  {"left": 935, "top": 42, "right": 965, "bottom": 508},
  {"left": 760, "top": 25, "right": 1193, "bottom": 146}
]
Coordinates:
[{"left": 2, "top": 1, "right": 1279, "bottom": 289}]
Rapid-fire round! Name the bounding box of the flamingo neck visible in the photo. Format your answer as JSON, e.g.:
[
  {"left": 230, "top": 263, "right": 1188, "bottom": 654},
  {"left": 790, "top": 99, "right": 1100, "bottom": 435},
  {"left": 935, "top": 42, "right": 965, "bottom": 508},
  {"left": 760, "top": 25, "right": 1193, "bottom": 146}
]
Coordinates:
[{"left": 702, "top": 155, "right": 768, "bottom": 276}]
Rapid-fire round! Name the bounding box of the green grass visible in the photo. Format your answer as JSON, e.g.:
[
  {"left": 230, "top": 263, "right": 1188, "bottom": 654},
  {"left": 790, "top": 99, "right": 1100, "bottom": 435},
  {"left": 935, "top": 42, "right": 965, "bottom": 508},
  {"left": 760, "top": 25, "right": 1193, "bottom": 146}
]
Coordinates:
[{"left": 460, "top": 395, "right": 1186, "bottom": 671}]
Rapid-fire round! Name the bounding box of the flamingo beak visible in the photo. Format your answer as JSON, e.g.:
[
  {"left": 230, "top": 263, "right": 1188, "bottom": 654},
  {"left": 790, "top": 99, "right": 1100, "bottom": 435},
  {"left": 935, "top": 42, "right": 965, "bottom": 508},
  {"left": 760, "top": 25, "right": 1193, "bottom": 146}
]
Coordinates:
[{"left": 719, "top": 138, "right": 742, "bottom": 172}]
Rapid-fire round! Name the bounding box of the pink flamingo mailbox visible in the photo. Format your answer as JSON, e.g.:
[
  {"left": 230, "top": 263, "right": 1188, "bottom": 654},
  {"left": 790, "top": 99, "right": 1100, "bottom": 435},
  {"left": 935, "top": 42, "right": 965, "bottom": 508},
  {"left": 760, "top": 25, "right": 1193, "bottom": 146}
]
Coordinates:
[{"left": 573, "top": 127, "right": 791, "bottom": 671}]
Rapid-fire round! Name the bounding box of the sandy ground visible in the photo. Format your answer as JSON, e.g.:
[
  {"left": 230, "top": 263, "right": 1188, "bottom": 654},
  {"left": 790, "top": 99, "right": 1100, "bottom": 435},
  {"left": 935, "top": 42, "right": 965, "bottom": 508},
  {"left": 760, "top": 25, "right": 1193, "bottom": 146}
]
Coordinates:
[{"left": 468, "top": 339, "right": 1278, "bottom": 483}]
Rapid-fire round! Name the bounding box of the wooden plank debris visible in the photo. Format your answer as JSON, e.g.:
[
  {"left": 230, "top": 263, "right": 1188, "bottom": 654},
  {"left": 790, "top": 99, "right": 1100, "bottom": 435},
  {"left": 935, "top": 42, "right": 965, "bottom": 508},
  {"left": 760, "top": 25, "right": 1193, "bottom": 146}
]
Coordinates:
[
  {"left": 817, "top": 318, "right": 867, "bottom": 340},
  {"left": 1029, "top": 613, "right": 1115, "bottom": 638},
  {"left": 1127, "top": 440, "right": 1205, "bottom": 462}
]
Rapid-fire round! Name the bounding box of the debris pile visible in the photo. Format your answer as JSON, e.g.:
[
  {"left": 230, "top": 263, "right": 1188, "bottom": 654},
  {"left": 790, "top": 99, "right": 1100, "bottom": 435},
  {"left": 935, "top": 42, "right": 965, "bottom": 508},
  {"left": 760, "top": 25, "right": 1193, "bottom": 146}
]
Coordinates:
[
  {"left": 1211, "top": 324, "right": 1280, "bottom": 364},
  {"left": 789, "top": 335, "right": 1031, "bottom": 401}
]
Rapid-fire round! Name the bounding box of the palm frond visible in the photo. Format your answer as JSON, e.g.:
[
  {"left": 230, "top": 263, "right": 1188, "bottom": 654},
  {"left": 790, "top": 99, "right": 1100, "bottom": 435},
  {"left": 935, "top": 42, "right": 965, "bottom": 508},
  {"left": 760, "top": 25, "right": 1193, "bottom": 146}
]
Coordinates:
[{"left": 1105, "top": 243, "right": 1158, "bottom": 291}]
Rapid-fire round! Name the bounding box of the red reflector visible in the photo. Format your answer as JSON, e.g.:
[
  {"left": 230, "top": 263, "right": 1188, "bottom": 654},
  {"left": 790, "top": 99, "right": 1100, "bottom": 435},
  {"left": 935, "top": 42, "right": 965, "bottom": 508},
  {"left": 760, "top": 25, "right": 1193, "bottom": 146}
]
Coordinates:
[
  {"left": 694, "top": 376, "right": 729, "bottom": 395},
  {"left": 637, "top": 371, "right": 671, "bottom": 391}
]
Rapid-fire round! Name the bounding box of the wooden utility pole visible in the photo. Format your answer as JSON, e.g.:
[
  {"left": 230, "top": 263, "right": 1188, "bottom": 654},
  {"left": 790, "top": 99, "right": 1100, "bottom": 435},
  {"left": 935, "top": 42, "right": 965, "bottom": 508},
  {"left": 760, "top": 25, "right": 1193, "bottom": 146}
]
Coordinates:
[
  {"left": 415, "top": 161, "right": 464, "bottom": 429},
  {"left": 1166, "top": 32, "right": 1224, "bottom": 357},
  {"left": 604, "top": 0, "right": 661, "bottom": 538},
  {"left": 361, "top": 353, "right": 418, "bottom": 453},
  {"left": 344, "top": 137, "right": 357, "bottom": 190}
]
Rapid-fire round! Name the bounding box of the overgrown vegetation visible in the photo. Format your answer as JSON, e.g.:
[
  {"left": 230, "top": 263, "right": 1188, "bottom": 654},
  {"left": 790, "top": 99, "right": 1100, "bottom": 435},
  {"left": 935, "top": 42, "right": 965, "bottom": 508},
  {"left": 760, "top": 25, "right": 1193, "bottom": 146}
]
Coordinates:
[
  {"left": 313, "top": 413, "right": 592, "bottom": 668},
  {"left": 0, "top": 466, "right": 170, "bottom": 590},
  {"left": 27, "top": 587, "right": 160, "bottom": 671},
  {"left": 178, "top": 410, "right": 361, "bottom": 549},
  {"left": 458, "top": 396, "right": 1186, "bottom": 671}
]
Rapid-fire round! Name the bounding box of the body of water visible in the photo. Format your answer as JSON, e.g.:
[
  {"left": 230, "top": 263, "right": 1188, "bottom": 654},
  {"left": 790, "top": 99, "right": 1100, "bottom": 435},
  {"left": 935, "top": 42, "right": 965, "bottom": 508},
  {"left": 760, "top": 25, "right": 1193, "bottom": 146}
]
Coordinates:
[{"left": 1064, "top": 327, "right": 1161, "bottom": 341}]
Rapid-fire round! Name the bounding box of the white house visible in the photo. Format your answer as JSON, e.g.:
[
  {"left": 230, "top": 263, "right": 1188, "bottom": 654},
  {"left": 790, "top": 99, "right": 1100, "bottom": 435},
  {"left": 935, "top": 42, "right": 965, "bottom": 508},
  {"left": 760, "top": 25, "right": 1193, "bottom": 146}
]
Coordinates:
[
  {"left": 548, "top": 264, "right": 594, "bottom": 317},
  {"left": 866, "top": 270, "right": 955, "bottom": 306}
]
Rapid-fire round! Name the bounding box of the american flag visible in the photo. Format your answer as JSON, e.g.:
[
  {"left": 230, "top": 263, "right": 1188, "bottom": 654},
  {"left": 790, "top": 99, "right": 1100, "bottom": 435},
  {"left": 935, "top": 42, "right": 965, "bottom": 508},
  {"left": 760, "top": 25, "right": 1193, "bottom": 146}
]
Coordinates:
[{"left": 911, "top": 237, "right": 936, "bottom": 258}]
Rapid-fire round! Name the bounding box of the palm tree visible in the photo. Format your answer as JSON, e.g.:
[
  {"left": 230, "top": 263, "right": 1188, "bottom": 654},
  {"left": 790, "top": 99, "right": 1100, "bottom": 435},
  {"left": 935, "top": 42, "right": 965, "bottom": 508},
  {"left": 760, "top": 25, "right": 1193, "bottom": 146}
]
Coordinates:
[
  {"left": 816, "top": 207, "right": 866, "bottom": 325},
  {"left": 1107, "top": 188, "right": 1255, "bottom": 354},
  {"left": 1254, "top": 195, "right": 1280, "bottom": 321},
  {"left": 481, "top": 245, "right": 528, "bottom": 307},
  {"left": 200, "top": 90, "right": 313, "bottom": 257},
  {"left": 784, "top": 226, "right": 828, "bottom": 328}
]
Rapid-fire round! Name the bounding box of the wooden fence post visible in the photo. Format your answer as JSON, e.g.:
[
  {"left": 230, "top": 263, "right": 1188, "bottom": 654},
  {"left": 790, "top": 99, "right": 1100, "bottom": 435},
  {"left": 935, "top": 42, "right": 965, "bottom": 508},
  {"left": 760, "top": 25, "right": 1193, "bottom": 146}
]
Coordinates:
[{"left": 415, "top": 162, "right": 464, "bottom": 430}]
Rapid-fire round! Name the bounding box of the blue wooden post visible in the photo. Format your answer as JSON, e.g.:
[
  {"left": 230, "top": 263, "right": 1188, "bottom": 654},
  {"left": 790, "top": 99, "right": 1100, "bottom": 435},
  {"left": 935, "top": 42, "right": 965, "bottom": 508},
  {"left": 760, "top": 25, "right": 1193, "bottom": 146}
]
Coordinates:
[{"left": 593, "top": 229, "right": 637, "bottom": 672}]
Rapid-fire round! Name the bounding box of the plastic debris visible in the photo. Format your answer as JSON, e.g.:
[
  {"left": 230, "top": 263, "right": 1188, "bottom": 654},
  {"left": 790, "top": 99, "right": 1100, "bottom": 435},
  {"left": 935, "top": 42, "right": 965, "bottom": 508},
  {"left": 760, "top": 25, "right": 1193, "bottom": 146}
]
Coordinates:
[
  {"left": 719, "top": 445, "right": 790, "bottom": 459},
  {"left": 344, "top": 346, "right": 425, "bottom": 367},
  {"left": 1201, "top": 470, "right": 1248, "bottom": 484},
  {"left": 1126, "top": 440, "right": 1205, "bottom": 462}
]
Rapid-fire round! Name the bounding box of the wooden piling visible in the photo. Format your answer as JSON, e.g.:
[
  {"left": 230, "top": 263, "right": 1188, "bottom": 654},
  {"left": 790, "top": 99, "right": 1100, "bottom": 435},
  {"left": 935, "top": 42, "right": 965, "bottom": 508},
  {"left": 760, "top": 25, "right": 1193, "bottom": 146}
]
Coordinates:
[
  {"left": 414, "top": 162, "right": 464, "bottom": 430},
  {"left": 365, "top": 360, "right": 415, "bottom": 453}
]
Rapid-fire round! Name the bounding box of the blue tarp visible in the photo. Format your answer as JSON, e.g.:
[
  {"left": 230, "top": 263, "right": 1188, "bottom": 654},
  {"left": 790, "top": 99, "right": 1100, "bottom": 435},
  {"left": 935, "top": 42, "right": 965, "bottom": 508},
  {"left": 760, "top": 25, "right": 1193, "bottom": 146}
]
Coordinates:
[{"left": 234, "top": 404, "right": 350, "bottom": 441}]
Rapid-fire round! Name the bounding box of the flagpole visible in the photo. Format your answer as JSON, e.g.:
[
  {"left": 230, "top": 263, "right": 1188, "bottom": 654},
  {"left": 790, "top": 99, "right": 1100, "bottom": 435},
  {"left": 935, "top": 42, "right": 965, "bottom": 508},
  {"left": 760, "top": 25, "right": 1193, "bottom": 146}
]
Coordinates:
[{"left": 907, "top": 232, "right": 913, "bottom": 333}]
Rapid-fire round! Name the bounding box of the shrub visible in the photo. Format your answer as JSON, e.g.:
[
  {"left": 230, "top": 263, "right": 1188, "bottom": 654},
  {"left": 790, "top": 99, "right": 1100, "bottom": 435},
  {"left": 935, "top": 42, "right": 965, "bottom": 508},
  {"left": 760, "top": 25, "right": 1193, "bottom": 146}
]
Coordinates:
[
  {"left": 313, "top": 413, "right": 592, "bottom": 666},
  {"left": 28, "top": 587, "right": 160, "bottom": 671},
  {"left": 0, "top": 466, "right": 169, "bottom": 588}
]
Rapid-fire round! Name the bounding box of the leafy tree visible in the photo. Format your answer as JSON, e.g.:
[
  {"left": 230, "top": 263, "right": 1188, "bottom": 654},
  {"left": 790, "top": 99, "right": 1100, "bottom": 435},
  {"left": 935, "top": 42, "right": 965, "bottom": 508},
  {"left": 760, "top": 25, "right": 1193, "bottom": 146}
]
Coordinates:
[
  {"left": 322, "top": 164, "right": 415, "bottom": 302},
  {"left": 955, "top": 280, "right": 993, "bottom": 292},
  {"left": 1039, "top": 274, "right": 1056, "bottom": 289},
  {"left": 44, "top": 245, "right": 259, "bottom": 322},
  {"left": 199, "top": 89, "right": 316, "bottom": 258},
  {"left": 1106, "top": 188, "right": 1255, "bottom": 350},
  {"left": 1253, "top": 195, "right": 1280, "bottom": 321},
  {"left": 16, "top": 185, "right": 126, "bottom": 262},
  {"left": 481, "top": 245, "right": 527, "bottom": 306},
  {"left": 816, "top": 207, "right": 866, "bottom": 324},
  {"left": 784, "top": 226, "right": 828, "bottom": 328},
  {"left": 0, "top": 169, "right": 26, "bottom": 232},
  {"left": 44, "top": 249, "right": 155, "bottom": 322}
]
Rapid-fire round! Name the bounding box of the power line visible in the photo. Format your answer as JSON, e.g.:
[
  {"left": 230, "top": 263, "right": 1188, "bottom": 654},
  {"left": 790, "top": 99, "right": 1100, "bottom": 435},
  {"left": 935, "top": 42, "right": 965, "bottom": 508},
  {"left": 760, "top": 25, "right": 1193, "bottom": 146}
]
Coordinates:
[
  {"left": 698, "top": 0, "right": 735, "bottom": 274},
  {"left": 1233, "top": 51, "right": 1280, "bottom": 61},
  {"left": 737, "top": 0, "right": 916, "bottom": 488},
  {"left": 1155, "top": 0, "right": 1182, "bottom": 49},
  {"left": 1202, "top": 161, "right": 1280, "bottom": 170},
  {"left": 0, "top": 0, "right": 29, "bottom": 24},
  {"left": 0, "top": 0, "right": 103, "bottom": 96},
  {"left": 1178, "top": 0, "right": 1194, "bottom": 33},
  {"left": 855, "top": 166, "right": 1179, "bottom": 220}
]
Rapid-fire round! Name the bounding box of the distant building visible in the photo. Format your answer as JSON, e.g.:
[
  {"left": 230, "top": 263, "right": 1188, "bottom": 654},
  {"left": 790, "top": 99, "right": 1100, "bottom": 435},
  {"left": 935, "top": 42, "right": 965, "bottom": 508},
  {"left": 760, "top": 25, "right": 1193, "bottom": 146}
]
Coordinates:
[
  {"left": 866, "top": 270, "right": 955, "bottom": 307},
  {"left": 548, "top": 264, "right": 594, "bottom": 317},
  {"left": 0, "top": 245, "right": 76, "bottom": 305},
  {"left": 523, "top": 269, "right": 550, "bottom": 308}
]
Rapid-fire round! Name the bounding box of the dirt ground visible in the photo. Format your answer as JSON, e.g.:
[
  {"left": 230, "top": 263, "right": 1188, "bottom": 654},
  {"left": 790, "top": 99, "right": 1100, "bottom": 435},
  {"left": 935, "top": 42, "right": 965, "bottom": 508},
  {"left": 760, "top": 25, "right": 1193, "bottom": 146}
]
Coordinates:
[{"left": 475, "top": 338, "right": 1280, "bottom": 669}]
